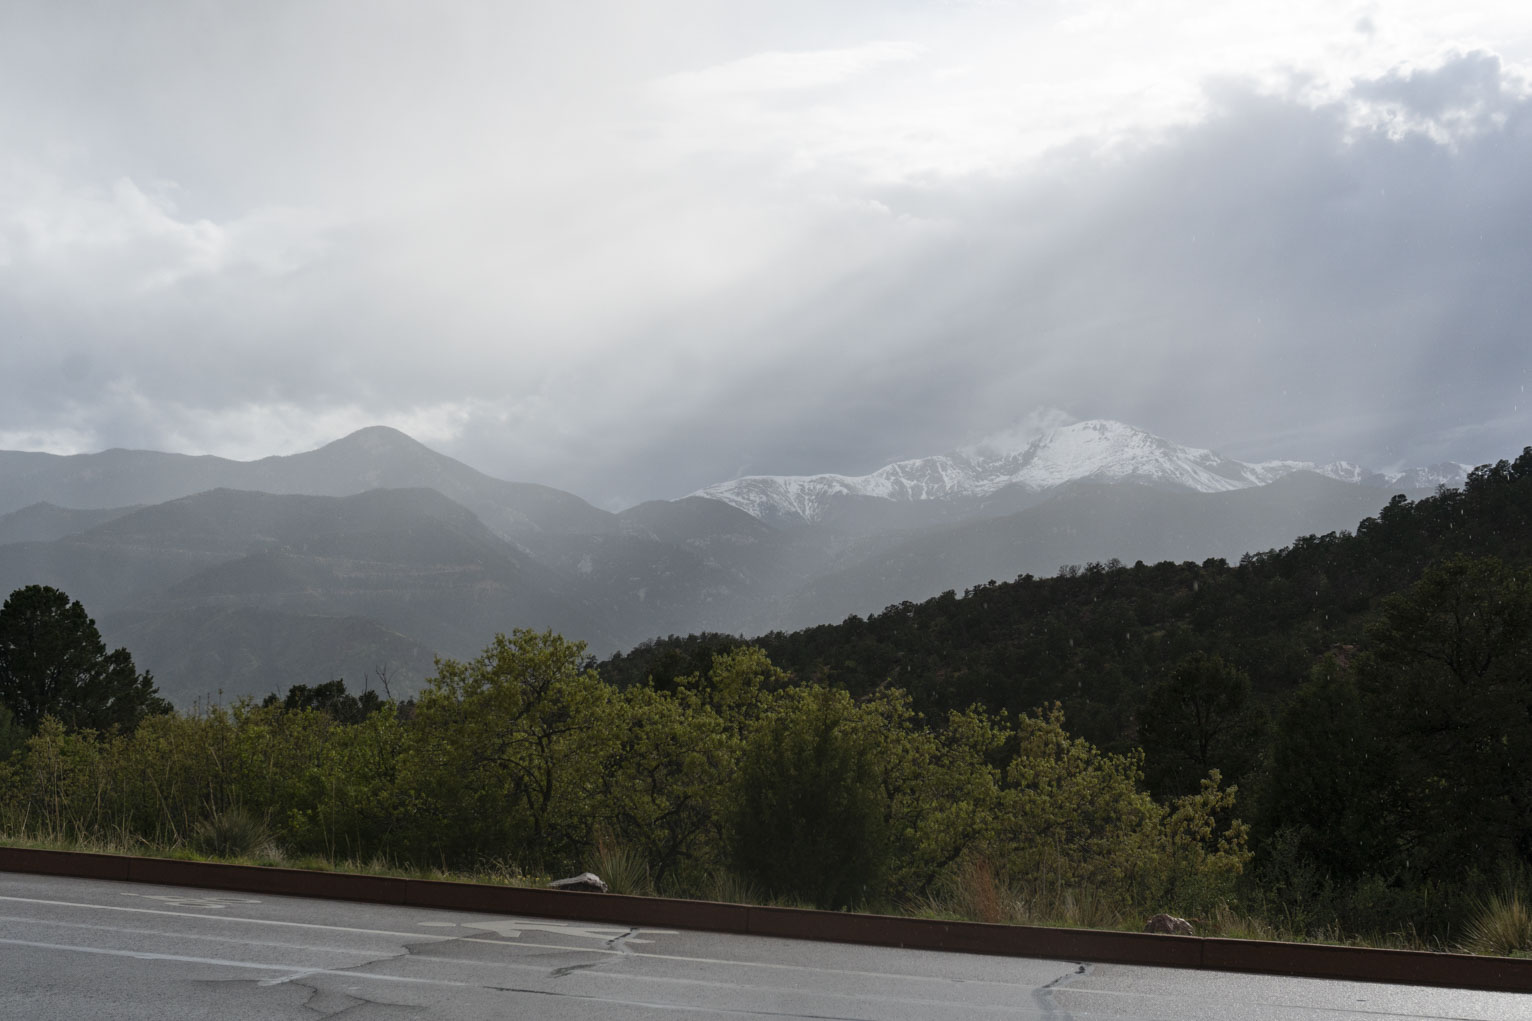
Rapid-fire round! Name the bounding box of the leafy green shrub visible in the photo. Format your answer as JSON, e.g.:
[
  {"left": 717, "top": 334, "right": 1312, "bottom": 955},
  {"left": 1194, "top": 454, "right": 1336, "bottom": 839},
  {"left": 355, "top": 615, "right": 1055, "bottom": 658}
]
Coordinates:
[
  {"left": 399, "top": 629, "right": 616, "bottom": 870},
  {"left": 998, "top": 707, "right": 1249, "bottom": 912},
  {"left": 726, "top": 686, "right": 890, "bottom": 910}
]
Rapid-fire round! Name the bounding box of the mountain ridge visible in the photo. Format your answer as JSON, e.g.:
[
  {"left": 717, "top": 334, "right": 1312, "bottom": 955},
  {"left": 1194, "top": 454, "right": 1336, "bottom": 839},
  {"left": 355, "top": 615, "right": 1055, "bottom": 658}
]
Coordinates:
[
  {"left": 0, "top": 425, "right": 615, "bottom": 542},
  {"left": 692, "top": 419, "right": 1471, "bottom": 526},
  {"left": 0, "top": 422, "right": 1489, "bottom": 705}
]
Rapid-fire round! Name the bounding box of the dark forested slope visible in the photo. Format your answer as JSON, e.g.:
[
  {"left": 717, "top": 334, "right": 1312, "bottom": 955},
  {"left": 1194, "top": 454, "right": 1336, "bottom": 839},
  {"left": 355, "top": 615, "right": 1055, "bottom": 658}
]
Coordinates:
[{"left": 601, "top": 448, "right": 1532, "bottom": 755}]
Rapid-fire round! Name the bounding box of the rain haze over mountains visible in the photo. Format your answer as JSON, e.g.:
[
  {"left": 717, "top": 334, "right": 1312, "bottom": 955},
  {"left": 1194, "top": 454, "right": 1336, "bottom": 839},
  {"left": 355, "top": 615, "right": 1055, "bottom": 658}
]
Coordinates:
[
  {"left": 0, "top": 421, "right": 1473, "bottom": 703},
  {"left": 2, "top": 3, "right": 1529, "bottom": 699}
]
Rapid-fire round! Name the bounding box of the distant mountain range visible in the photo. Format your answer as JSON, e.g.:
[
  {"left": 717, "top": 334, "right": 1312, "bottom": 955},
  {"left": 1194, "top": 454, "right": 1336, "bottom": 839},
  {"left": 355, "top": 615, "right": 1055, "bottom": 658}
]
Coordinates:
[
  {"left": 694, "top": 419, "right": 1470, "bottom": 527},
  {"left": 0, "top": 422, "right": 1471, "bottom": 704}
]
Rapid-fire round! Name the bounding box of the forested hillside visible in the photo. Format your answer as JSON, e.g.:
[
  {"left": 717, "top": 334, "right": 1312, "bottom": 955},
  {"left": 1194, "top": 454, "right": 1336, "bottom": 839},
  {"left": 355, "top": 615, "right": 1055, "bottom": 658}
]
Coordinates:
[
  {"left": 603, "top": 449, "right": 1532, "bottom": 761},
  {"left": 598, "top": 446, "right": 1532, "bottom": 938}
]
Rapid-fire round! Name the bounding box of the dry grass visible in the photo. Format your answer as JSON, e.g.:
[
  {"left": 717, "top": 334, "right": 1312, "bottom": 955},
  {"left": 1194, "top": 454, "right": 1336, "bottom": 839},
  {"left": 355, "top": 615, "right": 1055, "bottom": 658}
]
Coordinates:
[
  {"left": 1198, "top": 901, "right": 1280, "bottom": 941},
  {"left": 918, "top": 855, "right": 1128, "bottom": 930},
  {"left": 1458, "top": 890, "right": 1532, "bottom": 957},
  {"left": 1, "top": 828, "right": 1511, "bottom": 957},
  {"left": 697, "top": 868, "right": 766, "bottom": 906},
  {"left": 588, "top": 833, "right": 653, "bottom": 896},
  {"left": 192, "top": 807, "right": 277, "bottom": 860}
]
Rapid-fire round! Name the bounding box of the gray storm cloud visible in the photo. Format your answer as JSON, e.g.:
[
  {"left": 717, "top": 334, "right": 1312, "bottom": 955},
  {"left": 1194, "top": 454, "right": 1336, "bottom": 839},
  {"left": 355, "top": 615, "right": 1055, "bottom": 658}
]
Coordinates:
[
  {"left": 610, "top": 58, "right": 1532, "bottom": 495},
  {"left": 1, "top": 3, "right": 1529, "bottom": 504}
]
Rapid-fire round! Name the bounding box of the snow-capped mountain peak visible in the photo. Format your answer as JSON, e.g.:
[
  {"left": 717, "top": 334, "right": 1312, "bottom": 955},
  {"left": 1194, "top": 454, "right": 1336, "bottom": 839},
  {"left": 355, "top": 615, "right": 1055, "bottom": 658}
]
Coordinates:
[{"left": 691, "top": 420, "right": 1471, "bottom": 526}]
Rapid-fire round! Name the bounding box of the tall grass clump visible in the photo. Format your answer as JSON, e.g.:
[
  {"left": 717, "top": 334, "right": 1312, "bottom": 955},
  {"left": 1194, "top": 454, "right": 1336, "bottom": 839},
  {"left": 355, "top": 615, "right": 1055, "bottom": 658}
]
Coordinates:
[
  {"left": 698, "top": 868, "right": 765, "bottom": 906},
  {"left": 191, "top": 806, "right": 276, "bottom": 860},
  {"left": 1458, "top": 890, "right": 1532, "bottom": 957},
  {"left": 589, "top": 831, "right": 653, "bottom": 896},
  {"left": 925, "top": 854, "right": 1019, "bottom": 925}
]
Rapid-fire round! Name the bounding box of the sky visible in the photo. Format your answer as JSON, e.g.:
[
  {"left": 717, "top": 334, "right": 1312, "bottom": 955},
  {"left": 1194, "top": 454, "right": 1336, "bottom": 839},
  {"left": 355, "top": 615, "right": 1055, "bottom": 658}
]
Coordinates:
[{"left": 3, "top": 1, "right": 1530, "bottom": 509}]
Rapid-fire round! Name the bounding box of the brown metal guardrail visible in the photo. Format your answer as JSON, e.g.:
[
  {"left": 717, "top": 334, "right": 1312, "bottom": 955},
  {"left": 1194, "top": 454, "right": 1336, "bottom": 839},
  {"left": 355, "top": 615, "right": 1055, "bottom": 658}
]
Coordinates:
[{"left": 3, "top": 845, "right": 1530, "bottom": 993}]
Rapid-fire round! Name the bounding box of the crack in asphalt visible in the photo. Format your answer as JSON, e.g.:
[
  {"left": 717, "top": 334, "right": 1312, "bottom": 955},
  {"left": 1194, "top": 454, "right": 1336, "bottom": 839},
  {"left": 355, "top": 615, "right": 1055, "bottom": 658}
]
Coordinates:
[
  {"left": 549, "top": 925, "right": 639, "bottom": 979},
  {"left": 1031, "top": 962, "right": 1088, "bottom": 1021},
  {"left": 198, "top": 975, "right": 414, "bottom": 1019},
  {"left": 258, "top": 943, "right": 424, "bottom": 1017},
  {"left": 9, "top": 894, "right": 1059, "bottom": 1018},
  {"left": 291, "top": 979, "right": 366, "bottom": 1018},
  {"left": 291, "top": 980, "right": 419, "bottom": 1019}
]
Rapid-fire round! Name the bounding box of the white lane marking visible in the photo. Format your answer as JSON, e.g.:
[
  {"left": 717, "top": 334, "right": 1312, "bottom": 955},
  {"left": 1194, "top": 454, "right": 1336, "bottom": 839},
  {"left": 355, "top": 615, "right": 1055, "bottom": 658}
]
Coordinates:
[
  {"left": 2, "top": 913, "right": 1491, "bottom": 1021},
  {"left": 0, "top": 914, "right": 391, "bottom": 960},
  {"left": 258, "top": 968, "right": 323, "bottom": 987},
  {"left": 1052, "top": 979, "right": 1512, "bottom": 1021},
  {"left": 2, "top": 910, "right": 1036, "bottom": 1012},
  {"left": 0, "top": 911, "right": 971, "bottom": 1011},
  {"left": 0, "top": 894, "right": 484, "bottom": 943},
  {"left": 2, "top": 893, "right": 1506, "bottom": 1019},
  {"left": 0, "top": 935, "right": 1050, "bottom": 1019},
  {"left": 0, "top": 893, "right": 1041, "bottom": 991},
  {"left": 0, "top": 936, "right": 480, "bottom": 989},
  {"left": 121, "top": 891, "right": 261, "bottom": 909},
  {"left": 447, "top": 918, "right": 677, "bottom": 944}
]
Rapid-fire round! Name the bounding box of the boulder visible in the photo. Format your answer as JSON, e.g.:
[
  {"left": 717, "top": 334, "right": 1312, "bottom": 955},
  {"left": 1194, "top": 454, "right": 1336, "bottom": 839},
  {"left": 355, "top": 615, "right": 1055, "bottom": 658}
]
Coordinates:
[
  {"left": 548, "top": 872, "right": 609, "bottom": 893},
  {"left": 1144, "top": 913, "right": 1194, "bottom": 935}
]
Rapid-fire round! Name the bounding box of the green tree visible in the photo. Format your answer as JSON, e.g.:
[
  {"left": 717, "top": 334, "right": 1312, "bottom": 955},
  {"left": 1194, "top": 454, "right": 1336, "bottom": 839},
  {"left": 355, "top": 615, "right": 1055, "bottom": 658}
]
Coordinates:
[
  {"left": 682, "top": 645, "right": 788, "bottom": 712},
  {"left": 1000, "top": 705, "right": 1248, "bottom": 909},
  {"left": 0, "top": 585, "right": 168, "bottom": 732},
  {"left": 0, "top": 704, "right": 25, "bottom": 761},
  {"left": 596, "top": 685, "right": 734, "bottom": 889},
  {"left": 262, "top": 679, "right": 384, "bottom": 724},
  {"left": 727, "top": 686, "right": 891, "bottom": 909},
  {"left": 1255, "top": 656, "right": 1375, "bottom": 883},
  {"left": 869, "top": 697, "right": 1008, "bottom": 898},
  {"left": 1354, "top": 555, "right": 1532, "bottom": 877},
  {"left": 397, "top": 629, "right": 616, "bottom": 869},
  {"left": 1137, "top": 652, "right": 1264, "bottom": 797}
]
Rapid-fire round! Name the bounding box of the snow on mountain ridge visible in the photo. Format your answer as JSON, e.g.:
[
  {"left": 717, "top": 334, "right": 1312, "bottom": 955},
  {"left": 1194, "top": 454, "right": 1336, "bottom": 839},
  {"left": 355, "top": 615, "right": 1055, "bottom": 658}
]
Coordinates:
[
  {"left": 1382, "top": 462, "right": 1476, "bottom": 490},
  {"left": 692, "top": 420, "right": 1471, "bottom": 526}
]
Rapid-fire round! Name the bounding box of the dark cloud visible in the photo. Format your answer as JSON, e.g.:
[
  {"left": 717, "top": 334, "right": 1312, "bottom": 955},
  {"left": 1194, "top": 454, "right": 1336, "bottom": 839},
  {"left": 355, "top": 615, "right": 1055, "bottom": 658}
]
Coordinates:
[
  {"left": 1352, "top": 50, "right": 1510, "bottom": 118},
  {"left": 2, "top": 9, "right": 1529, "bottom": 504},
  {"left": 599, "top": 58, "right": 1532, "bottom": 498}
]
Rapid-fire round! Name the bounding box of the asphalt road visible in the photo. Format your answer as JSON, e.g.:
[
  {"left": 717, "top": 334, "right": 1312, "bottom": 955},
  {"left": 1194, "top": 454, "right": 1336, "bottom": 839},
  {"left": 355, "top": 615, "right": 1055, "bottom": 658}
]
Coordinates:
[{"left": 1, "top": 872, "right": 1527, "bottom": 1019}]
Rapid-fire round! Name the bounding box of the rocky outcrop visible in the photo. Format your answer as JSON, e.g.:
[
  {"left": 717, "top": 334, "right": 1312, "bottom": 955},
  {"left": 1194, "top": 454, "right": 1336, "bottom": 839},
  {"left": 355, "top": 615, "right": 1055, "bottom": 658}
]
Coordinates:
[
  {"left": 548, "top": 872, "right": 609, "bottom": 893},
  {"left": 1144, "top": 913, "right": 1194, "bottom": 935}
]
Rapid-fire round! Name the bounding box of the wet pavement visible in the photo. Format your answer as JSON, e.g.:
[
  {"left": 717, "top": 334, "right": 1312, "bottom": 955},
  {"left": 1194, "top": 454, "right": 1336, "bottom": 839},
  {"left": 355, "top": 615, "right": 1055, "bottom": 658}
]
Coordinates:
[{"left": 1, "top": 872, "right": 1526, "bottom": 1019}]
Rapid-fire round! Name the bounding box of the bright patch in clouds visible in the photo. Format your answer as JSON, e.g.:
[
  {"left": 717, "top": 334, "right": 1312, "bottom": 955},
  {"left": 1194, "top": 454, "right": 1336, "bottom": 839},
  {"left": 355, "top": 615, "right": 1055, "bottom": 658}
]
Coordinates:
[
  {"left": 656, "top": 41, "right": 923, "bottom": 95},
  {"left": 1, "top": 1, "right": 1530, "bottom": 503}
]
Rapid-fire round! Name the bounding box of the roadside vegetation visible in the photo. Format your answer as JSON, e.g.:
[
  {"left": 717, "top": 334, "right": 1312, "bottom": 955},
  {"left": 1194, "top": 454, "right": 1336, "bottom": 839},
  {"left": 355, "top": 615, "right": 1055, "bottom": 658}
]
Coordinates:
[
  {"left": 2, "top": 446, "right": 1532, "bottom": 957},
  {"left": 0, "top": 633, "right": 1246, "bottom": 923}
]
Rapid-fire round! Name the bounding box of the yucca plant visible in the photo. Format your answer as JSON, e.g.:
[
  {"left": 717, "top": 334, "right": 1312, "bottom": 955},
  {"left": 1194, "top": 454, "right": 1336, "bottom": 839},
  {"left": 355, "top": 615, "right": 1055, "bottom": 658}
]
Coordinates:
[
  {"left": 191, "top": 806, "right": 274, "bottom": 859},
  {"left": 589, "top": 831, "right": 653, "bottom": 896},
  {"left": 1459, "top": 890, "right": 1532, "bottom": 957}
]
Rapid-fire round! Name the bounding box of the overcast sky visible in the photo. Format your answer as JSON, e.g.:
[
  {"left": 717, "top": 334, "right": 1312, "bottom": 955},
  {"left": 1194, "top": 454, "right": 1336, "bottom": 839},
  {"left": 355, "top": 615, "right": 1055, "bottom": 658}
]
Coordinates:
[{"left": 3, "top": 1, "right": 1530, "bottom": 508}]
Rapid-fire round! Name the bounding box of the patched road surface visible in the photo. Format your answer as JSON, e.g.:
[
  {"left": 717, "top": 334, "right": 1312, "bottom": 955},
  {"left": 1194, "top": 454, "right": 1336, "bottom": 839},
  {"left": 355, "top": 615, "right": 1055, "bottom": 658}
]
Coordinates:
[{"left": 1, "top": 872, "right": 1526, "bottom": 1019}]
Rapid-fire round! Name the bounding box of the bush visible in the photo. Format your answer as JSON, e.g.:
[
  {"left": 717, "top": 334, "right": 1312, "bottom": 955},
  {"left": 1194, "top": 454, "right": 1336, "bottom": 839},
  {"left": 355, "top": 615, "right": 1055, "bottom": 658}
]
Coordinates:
[{"left": 726, "top": 687, "right": 890, "bottom": 910}]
